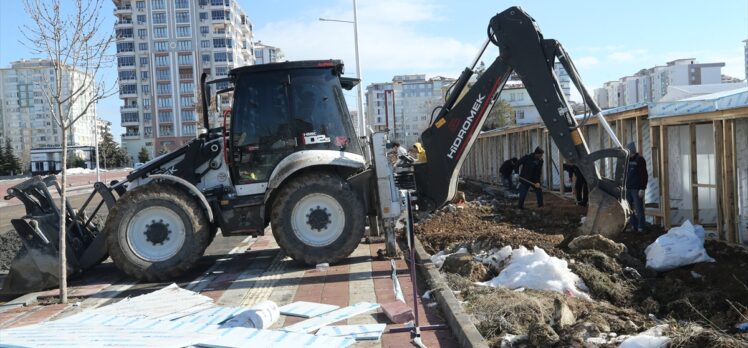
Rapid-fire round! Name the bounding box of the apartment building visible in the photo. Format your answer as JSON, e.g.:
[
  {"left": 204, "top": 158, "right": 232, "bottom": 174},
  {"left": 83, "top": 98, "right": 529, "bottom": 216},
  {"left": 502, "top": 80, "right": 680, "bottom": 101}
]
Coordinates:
[
  {"left": 0, "top": 59, "right": 98, "bottom": 170},
  {"left": 365, "top": 75, "right": 455, "bottom": 146},
  {"left": 744, "top": 39, "right": 747, "bottom": 81},
  {"left": 253, "top": 41, "right": 284, "bottom": 64},
  {"left": 113, "top": 0, "right": 254, "bottom": 161},
  {"left": 594, "top": 58, "right": 726, "bottom": 109}
]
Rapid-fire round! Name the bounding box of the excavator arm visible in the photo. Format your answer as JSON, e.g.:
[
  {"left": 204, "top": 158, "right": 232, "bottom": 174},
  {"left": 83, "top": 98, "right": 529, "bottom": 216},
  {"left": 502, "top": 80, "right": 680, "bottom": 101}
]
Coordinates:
[{"left": 416, "top": 6, "right": 629, "bottom": 236}]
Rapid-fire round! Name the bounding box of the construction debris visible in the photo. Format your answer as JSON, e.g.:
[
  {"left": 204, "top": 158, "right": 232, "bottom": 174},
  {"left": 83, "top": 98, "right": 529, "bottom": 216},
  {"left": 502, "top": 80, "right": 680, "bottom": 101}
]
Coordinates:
[
  {"left": 381, "top": 300, "right": 415, "bottom": 324},
  {"left": 281, "top": 302, "right": 380, "bottom": 333},
  {"left": 316, "top": 324, "right": 387, "bottom": 341},
  {"left": 278, "top": 301, "right": 339, "bottom": 318},
  {"left": 416, "top": 184, "right": 748, "bottom": 347}
]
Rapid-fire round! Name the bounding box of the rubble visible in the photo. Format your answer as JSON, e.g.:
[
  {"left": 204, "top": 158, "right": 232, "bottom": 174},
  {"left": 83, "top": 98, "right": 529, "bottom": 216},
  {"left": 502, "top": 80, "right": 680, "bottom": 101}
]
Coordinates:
[
  {"left": 441, "top": 253, "right": 488, "bottom": 282},
  {"left": 416, "top": 183, "right": 748, "bottom": 347}
]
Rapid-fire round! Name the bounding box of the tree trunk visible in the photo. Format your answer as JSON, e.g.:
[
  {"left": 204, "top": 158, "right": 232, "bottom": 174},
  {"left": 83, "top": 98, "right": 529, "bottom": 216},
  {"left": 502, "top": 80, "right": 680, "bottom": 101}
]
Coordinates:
[{"left": 59, "top": 121, "right": 68, "bottom": 304}]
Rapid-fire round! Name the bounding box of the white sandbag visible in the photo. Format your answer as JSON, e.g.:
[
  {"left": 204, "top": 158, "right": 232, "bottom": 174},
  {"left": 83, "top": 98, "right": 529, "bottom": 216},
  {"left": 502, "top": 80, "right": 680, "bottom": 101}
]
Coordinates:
[
  {"left": 223, "top": 300, "right": 280, "bottom": 329},
  {"left": 645, "top": 220, "right": 715, "bottom": 272},
  {"left": 430, "top": 247, "right": 468, "bottom": 269},
  {"left": 479, "top": 246, "right": 590, "bottom": 299}
]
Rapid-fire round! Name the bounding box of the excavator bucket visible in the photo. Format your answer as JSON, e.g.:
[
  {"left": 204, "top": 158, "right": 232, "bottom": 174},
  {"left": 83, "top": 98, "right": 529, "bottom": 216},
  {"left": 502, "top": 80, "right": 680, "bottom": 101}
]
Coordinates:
[
  {"left": 579, "top": 188, "right": 630, "bottom": 237},
  {"left": 0, "top": 176, "right": 116, "bottom": 295}
]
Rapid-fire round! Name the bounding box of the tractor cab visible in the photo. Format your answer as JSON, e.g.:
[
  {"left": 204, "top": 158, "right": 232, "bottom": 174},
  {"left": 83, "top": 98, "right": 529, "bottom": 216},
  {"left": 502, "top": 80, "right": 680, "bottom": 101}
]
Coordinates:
[{"left": 227, "top": 60, "right": 363, "bottom": 187}]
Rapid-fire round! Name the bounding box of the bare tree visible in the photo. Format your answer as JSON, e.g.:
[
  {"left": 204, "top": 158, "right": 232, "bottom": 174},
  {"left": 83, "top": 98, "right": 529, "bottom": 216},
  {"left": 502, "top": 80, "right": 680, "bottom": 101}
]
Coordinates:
[{"left": 21, "top": 0, "right": 115, "bottom": 303}]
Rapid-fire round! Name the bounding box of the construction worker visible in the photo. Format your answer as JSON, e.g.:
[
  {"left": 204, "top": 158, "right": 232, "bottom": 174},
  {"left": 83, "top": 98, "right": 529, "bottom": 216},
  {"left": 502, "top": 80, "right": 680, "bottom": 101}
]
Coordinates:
[
  {"left": 517, "top": 147, "right": 544, "bottom": 209},
  {"left": 626, "top": 142, "right": 648, "bottom": 233},
  {"left": 499, "top": 157, "right": 518, "bottom": 188}
]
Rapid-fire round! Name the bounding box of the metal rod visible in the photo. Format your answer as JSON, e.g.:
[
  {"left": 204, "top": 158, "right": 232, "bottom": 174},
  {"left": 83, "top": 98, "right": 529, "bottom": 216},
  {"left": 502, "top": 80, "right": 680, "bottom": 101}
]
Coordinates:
[
  {"left": 405, "top": 190, "right": 419, "bottom": 327},
  {"left": 352, "top": 0, "right": 365, "bottom": 136},
  {"left": 469, "top": 38, "right": 491, "bottom": 71},
  {"left": 595, "top": 112, "right": 623, "bottom": 149}
]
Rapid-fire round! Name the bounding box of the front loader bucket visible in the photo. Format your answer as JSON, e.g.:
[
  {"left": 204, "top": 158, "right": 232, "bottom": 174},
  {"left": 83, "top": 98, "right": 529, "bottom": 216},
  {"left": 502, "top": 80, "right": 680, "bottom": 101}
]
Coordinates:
[
  {"left": 1, "top": 177, "right": 117, "bottom": 295},
  {"left": 579, "top": 188, "right": 630, "bottom": 237}
]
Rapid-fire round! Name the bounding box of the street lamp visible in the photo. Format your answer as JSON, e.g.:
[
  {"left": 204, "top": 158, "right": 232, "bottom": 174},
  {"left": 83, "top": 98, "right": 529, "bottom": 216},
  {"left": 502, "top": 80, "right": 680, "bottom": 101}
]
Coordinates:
[{"left": 319, "top": 0, "right": 365, "bottom": 136}]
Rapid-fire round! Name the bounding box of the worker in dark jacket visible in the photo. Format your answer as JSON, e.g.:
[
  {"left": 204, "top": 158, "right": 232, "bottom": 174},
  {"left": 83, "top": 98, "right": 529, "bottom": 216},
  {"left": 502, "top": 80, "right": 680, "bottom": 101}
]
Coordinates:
[
  {"left": 517, "top": 147, "right": 544, "bottom": 209},
  {"left": 564, "top": 163, "right": 588, "bottom": 207},
  {"left": 499, "top": 157, "right": 518, "bottom": 188},
  {"left": 625, "top": 142, "right": 648, "bottom": 233}
]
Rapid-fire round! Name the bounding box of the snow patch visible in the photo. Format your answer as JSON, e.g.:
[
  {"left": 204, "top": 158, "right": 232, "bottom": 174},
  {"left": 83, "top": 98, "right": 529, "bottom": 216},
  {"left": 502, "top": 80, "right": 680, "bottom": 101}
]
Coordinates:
[{"left": 479, "top": 246, "right": 589, "bottom": 299}]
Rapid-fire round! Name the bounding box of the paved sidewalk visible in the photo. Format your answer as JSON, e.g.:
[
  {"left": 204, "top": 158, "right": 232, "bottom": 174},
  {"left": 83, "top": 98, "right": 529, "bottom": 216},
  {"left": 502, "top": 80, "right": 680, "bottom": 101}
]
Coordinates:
[{"left": 0, "top": 234, "right": 459, "bottom": 347}]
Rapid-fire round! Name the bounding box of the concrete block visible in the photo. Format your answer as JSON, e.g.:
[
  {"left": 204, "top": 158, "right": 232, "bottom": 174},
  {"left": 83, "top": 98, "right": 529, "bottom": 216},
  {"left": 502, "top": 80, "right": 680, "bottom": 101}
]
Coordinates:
[{"left": 381, "top": 300, "right": 414, "bottom": 324}]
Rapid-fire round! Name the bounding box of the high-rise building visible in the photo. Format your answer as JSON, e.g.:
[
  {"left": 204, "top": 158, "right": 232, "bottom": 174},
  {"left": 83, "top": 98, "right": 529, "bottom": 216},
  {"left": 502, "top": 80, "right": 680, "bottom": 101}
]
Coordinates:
[
  {"left": 365, "top": 75, "right": 455, "bottom": 146},
  {"left": 113, "top": 0, "right": 254, "bottom": 161},
  {"left": 594, "top": 58, "right": 726, "bottom": 108},
  {"left": 0, "top": 59, "right": 98, "bottom": 170},
  {"left": 253, "top": 41, "right": 284, "bottom": 64}
]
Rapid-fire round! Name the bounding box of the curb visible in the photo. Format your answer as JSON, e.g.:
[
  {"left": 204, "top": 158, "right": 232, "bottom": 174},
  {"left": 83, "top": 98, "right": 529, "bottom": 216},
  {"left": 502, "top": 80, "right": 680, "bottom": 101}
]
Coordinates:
[{"left": 413, "top": 236, "right": 488, "bottom": 348}]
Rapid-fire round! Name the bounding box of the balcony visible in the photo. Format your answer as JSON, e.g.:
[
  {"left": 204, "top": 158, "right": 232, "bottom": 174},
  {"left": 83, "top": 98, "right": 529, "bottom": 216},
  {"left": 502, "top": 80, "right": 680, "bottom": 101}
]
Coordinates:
[
  {"left": 120, "top": 104, "right": 138, "bottom": 112},
  {"left": 122, "top": 132, "right": 140, "bottom": 139},
  {"left": 115, "top": 19, "right": 133, "bottom": 28},
  {"left": 114, "top": 6, "right": 132, "bottom": 15},
  {"left": 121, "top": 117, "right": 139, "bottom": 126}
]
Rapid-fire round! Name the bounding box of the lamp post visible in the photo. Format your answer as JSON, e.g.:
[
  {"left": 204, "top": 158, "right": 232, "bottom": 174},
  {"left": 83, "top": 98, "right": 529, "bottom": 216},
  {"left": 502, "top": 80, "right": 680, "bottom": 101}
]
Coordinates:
[{"left": 319, "top": 0, "right": 365, "bottom": 136}]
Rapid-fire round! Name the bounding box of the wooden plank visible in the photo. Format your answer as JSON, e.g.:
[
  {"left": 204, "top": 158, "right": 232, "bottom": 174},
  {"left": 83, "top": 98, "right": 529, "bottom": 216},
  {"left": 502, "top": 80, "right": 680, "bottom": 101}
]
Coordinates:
[
  {"left": 650, "top": 125, "right": 660, "bottom": 178},
  {"left": 649, "top": 106, "right": 748, "bottom": 126},
  {"left": 714, "top": 120, "right": 725, "bottom": 239},
  {"left": 689, "top": 124, "right": 699, "bottom": 224},
  {"left": 724, "top": 119, "right": 737, "bottom": 242},
  {"left": 635, "top": 116, "right": 643, "bottom": 156},
  {"left": 660, "top": 125, "right": 671, "bottom": 228}
]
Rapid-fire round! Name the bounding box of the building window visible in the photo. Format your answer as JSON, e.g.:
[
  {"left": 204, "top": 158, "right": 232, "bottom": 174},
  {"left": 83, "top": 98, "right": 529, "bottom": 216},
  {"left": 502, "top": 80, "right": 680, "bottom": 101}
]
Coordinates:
[
  {"left": 116, "top": 28, "right": 133, "bottom": 38},
  {"left": 182, "top": 110, "right": 195, "bottom": 121},
  {"left": 200, "top": 26, "right": 209, "bottom": 34},
  {"left": 139, "top": 57, "right": 149, "bottom": 66},
  {"left": 211, "top": 10, "right": 226, "bottom": 20},
  {"left": 179, "top": 82, "right": 194, "bottom": 93},
  {"left": 143, "top": 98, "right": 151, "bottom": 107},
  {"left": 156, "top": 82, "right": 171, "bottom": 95},
  {"left": 140, "top": 71, "right": 149, "bottom": 80},
  {"left": 119, "top": 70, "right": 136, "bottom": 80},
  {"left": 515, "top": 110, "right": 524, "bottom": 119},
  {"left": 157, "top": 97, "right": 173, "bottom": 108},
  {"left": 175, "top": 11, "right": 190, "bottom": 23},
  {"left": 177, "top": 53, "right": 193, "bottom": 65},
  {"left": 136, "top": 1, "right": 145, "bottom": 9},
  {"left": 201, "top": 54, "right": 210, "bottom": 62},
  {"left": 215, "top": 67, "right": 228, "bottom": 76},
  {"left": 151, "top": 0, "right": 165, "bottom": 10},
  {"left": 143, "top": 112, "right": 152, "bottom": 122},
  {"left": 200, "top": 40, "right": 210, "bottom": 48},
  {"left": 154, "top": 41, "right": 168, "bottom": 51},
  {"left": 158, "top": 110, "right": 173, "bottom": 122},
  {"left": 177, "top": 40, "right": 192, "bottom": 51},
  {"left": 199, "top": 12, "right": 208, "bottom": 21},
  {"left": 136, "top": 14, "right": 146, "bottom": 23},
  {"left": 174, "top": 0, "right": 188, "bottom": 9},
  {"left": 137, "top": 28, "right": 148, "bottom": 38},
  {"left": 155, "top": 55, "right": 169, "bottom": 66},
  {"left": 138, "top": 42, "right": 148, "bottom": 51},
  {"left": 182, "top": 124, "right": 196, "bottom": 135},
  {"left": 180, "top": 96, "right": 193, "bottom": 107},
  {"left": 116, "top": 42, "right": 134, "bottom": 53},
  {"left": 117, "top": 56, "right": 135, "bottom": 67},
  {"left": 155, "top": 70, "right": 170, "bottom": 82},
  {"left": 176, "top": 25, "right": 191, "bottom": 37},
  {"left": 214, "top": 52, "right": 227, "bottom": 62},
  {"left": 213, "top": 38, "right": 225, "bottom": 48},
  {"left": 120, "top": 84, "right": 137, "bottom": 94},
  {"left": 153, "top": 26, "right": 167, "bottom": 38},
  {"left": 153, "top": 13, "right": 167, "bottom": 25}
]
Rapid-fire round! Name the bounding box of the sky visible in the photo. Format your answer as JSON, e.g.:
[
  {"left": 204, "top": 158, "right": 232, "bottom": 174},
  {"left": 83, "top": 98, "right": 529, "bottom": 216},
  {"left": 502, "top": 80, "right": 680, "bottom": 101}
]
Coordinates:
[{"left": 1, "top": 0, "right": 747, "bottom": 141}]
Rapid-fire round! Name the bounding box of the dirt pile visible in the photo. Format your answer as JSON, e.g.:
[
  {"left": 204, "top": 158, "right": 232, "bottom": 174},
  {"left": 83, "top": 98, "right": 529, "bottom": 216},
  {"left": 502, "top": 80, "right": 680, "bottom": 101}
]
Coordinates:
[{"left": 417, "top": 183, "right": 748, "bottom": 347}]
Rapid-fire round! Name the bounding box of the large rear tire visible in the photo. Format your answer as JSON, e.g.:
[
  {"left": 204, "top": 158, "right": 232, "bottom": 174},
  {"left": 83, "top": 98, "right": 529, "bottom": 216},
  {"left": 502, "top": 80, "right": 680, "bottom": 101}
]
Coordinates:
[
  {"left": 271, "top": 173, "right": 364, "bottom": 265},
  {"left": 105, "top": 183, "right": 210, "bottom": 281}
]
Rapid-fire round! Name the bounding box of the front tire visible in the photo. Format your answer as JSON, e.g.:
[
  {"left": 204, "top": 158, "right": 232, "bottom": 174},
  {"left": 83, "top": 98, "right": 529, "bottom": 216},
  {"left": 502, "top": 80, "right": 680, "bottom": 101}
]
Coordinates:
[
  {"left": 271, "top": 173, "right": 364, "bottom": 265},
  {"left": 105, "top": 183, "right": 210, "bottom": 281}
]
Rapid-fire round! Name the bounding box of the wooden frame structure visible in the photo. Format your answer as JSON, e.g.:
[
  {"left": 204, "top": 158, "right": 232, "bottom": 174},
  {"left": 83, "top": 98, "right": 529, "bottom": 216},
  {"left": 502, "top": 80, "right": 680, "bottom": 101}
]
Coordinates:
[{"left": 461, "top": 103, "right": 747, "bottom": 244}]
